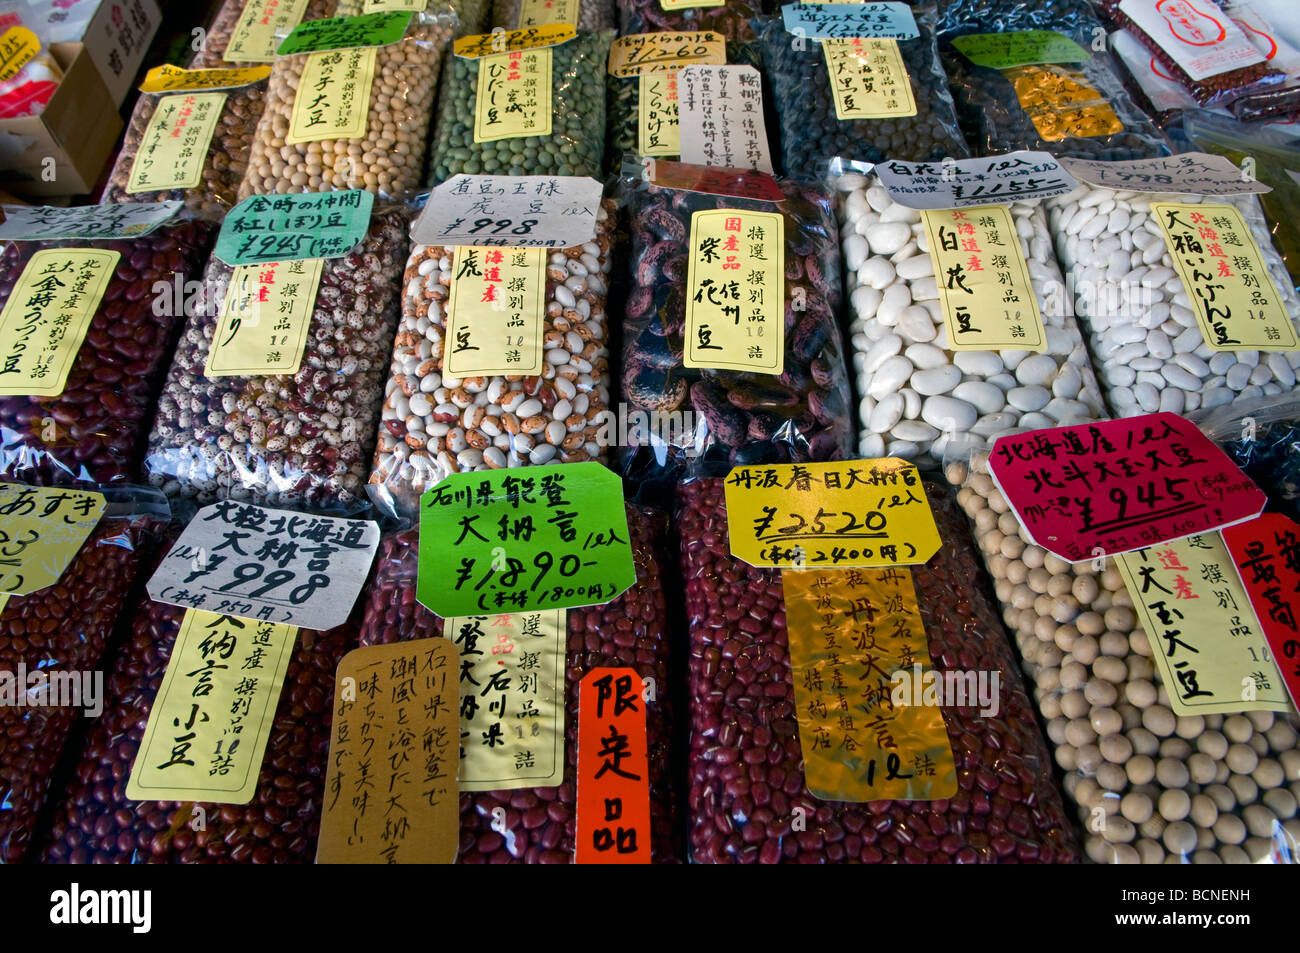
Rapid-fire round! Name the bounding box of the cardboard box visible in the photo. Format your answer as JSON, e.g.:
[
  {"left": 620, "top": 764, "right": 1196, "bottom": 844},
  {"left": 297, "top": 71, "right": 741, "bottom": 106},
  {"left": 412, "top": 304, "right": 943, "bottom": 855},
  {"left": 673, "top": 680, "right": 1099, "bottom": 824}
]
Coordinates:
[{"left": 0, "top": 42, "right": 122, "bottom": 196}]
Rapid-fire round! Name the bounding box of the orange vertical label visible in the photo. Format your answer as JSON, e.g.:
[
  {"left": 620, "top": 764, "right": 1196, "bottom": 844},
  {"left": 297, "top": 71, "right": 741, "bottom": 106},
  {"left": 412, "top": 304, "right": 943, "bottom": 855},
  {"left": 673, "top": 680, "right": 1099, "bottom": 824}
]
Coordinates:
[{"left": 575, "top": 667, "right": 650, "bottom": 864}]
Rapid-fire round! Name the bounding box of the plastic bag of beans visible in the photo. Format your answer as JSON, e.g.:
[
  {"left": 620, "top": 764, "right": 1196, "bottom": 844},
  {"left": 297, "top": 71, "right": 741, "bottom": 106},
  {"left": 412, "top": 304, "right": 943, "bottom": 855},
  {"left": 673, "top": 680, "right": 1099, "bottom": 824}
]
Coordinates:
[
  {"left": 367, "top": 201, "right": 615, "bottom": 521},
  {"left": 426, "top": 29, "right": 612, "bottom": 184},
  {"left": 1193, "top": 391, "right": 1300, "bottom": 521},
  {"left": 238, "top": 10, "right": 455, "bottom": 199},
  {"left": 39, "top": 539, "right": 357, "bottom": 864},
  {"left": 830, "top": 161, "right": 1107, "bottom": 468},
  {"left": 354, "top": 506, "right": 680, "bottom": 863},
  {"left": 493, "top": 0, "right": 613, "bottom": 30},
  {"left": 677, "top": 476, "right": 1081, "bottom": 864},
  {"left": 619, "top": 164, "right": 853, "bottom": 478},
  {"left": 0, "top": 214, "right": 216, "bottom": 487},
  {"left": 1046, "top": 183, "right": 1300, "bottom": 417},
  {"left": 0, "top": 491, "right": 167, "bottom": 863},
  {"left": 615, "top": 0, "right": 763, "bottom": 42},
  {"left": 143, "top": 204, "right": 410, "bottom": 512},
  {"left": 755, "top": 9, "right": 971, "bottom": 182},
  {"left": 101, "top": 78, "right": 269, "bottom": 217},
  {"left": 946, "top": 453, "right": 1300, "bottom": 864},
  {"left": 190, "top": 0, "right": 339, "bottom": 68},
  {"left": 933, "top": 0, "right": 1106, "bottom": 38}
]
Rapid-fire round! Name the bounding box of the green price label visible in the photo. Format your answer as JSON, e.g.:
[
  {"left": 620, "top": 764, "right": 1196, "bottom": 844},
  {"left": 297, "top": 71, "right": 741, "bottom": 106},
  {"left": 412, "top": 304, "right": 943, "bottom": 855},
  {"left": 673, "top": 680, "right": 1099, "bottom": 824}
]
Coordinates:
[
  {"left": 417, "top": 462, "right": 636, "bottom": 617},
  {"left": 215, "top": 190, "right": 374, "bottom": 265},
  {"left": 951, "top": 30, "right": 1090, "bottom": 69},
  {"left": 276, "top": 11, "right": 413, "bottom": 55}
]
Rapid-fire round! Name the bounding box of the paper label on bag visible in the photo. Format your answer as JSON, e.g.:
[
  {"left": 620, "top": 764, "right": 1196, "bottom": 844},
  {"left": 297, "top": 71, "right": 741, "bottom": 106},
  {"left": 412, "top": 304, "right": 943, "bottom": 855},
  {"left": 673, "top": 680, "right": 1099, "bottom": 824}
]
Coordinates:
[
  {"left": 1058, "top": 152, "right": 1270, "bottom": 196},
  {"left": 455, "top": 25, "right": 576, "bottom": 57},
  {"left": 127, "top": 610, "right": 298, "bottom": 805},
  {"left": 226, "top": 0, "right": 312, "bottom": 62},
  {"left": 575, "top": 667, "right": 651, "bottom": 863},
  {"left": 147, "top": 503, "right": 380, "bottom": 630},
  {"left": 823, "top": 37, "right": 916, "bottom": 120},
  {"left": 0, "top": 204, "right": 181, "bottom": 240},
  {"left": 987, "top": 413, "right": 1267, "bottom": 562},
  {"left": 951, "top": 30, "right": 1089, "bottom": 68},
  {"left": 364, "top": 0, "right": 427, "bottom": 12},
  {"left": 287, "top": 47, "right": 375, "bottom": 144},
  {"left": 780, "top": 2, "right": 919, "bottom": 40},
  {"left": 608, "top": 30, "right": 725, "bottom": 76},
  {"left": 661, "top": 0, "right": 723, "bottom": 9},
  {"left": 475, "top": 49, "right": 553, "bottom": 142},
  {"left": 1116, "top": 533, "right": 1291, "bottom": 715},
  {"left": 783, "top": 567, "right": 958, "bottom": 803},
  {"left": 0, "top": 485, "right": 105, "bottom": 597},
  {"left": 1119, "top": 0, "right": 1265, "bottom": 80},
  {"left": 317, "top": 637, "right": 459, "bottom": 864},
  {"left": 684, "top": 209, "right": 784, "bottom": 374},
  {"left": 677, "top": 66, "right": 773, "bottom": 173},
  {"left": 1008, "top": 65, "right": 1123, "bottom": 141},
  {"left": 277, "top": 12, "right": 413, "bottom": 55},
  {"left": 205, "top": 259, "right": 323, "bottom": 378},
  {"left": 1151, "top": 202, "right": 1298, "bottom": 351},
  {"left": 724, "top": 459, "right": 942, "bottom": 568},
  {"left": 216, "top": 190, "right": 374, "bottom": 265},
  {"left": 516, "top": 0, "right": 581, "bottom": 27},
  {"left": 0, "top": 249, "right": 119, "bottom": 397},
  {"left": 448, "top": 611, "right": 566, "bottom": 791},
  {"left": 443, "top": 246, "right": 546, "bottom": 377},
  {"left": 127, "top": 92, "right": 227, "bottom": 193},
  {"left": 639, "top": 71, "right": 681, "bottom": 156},
  {"left": 1223, "top": 513, "right": 1300, "bottom": 711},
  {"left": 921, "top": 205, "right": 1045, "bottom": 350},
  {"left": 876, "top": 150, "right": 1079, "bottom": 209},
  {"left": 0, "top": 26, "right": 40, "bottom": 84},
  {"left": 139, "top": 64, "right": 271, "bottom": 92},
  {"left": 417, "top": 462, "right": 636, "bottom": 617},
  {"left": 411, "top": 174, "right": 601, "bottom": 248}
]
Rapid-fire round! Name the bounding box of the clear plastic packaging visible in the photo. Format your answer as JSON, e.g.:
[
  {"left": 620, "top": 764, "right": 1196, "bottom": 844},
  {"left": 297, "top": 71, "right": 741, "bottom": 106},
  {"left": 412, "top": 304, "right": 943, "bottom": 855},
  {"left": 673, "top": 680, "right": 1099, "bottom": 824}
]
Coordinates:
[
  {"left": 619, "top": 166, "right": 853, "bottom": 478},
  {"left": 934, "top": 0, "right": 1107, "bottom": 39},
  {"left": 39, "top": 537, "right": 356, "bottom": 864},
  {"left": 143, "top": 204, "right": 410, "bottom": 512},
  {"left": 678, "top": 476, "right": 1081, "bottom": 864},
  {"left": 426, "top": 29, "right": 612, "bottom": 184},
  {"left": 190, "top": 0, "right": 340, "bottom": 68},
  {"left": 0, "top": 217, "right": 216, "bottom": 486},
  {"left": 615, "top": 0, "right": 764, "bottom": 43},
  {"left": 355, "top": 506, "right": 680, "bottom": 863},
  {"left": 238, "top": 10, "right": 454, "bottom": 198},
  {"left": 946, "top": 452, "right": 1300, "bottom": 864},
  {"left": 493, "top": 0, "right": 613, "bottom": 29},
  {"left": 1193, "top": 391, "right": 1300, "bottom": 521},
  {"left": 1046, "top": 183, "right": 1300, "bottom": 417},
  {"left": 755, "top": 8, "right": 971, "bottom": 181},
  {"left": 832, "top": 162, "right": 1107, "bottom": 468},
  {"left": 367, "top": 200, "right": 615, "bottom": 521}
]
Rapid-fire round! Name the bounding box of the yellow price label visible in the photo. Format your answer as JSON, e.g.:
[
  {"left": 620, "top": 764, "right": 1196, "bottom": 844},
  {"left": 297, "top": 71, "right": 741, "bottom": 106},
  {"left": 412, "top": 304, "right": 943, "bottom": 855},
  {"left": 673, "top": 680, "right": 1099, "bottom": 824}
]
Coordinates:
[
  {"left": 127, "top": 92, "right": 227, "bottom": 194},
  {"left": 474, "top": 48, "right": 553, "bottom": 142},
  {"left": 205, "top": 260, "right": 323, "bottom": 377},
  {"left": 443, "top": 247, "right": 547, "bottom": 377},
  {"left": 0, "top": 26, "right": 40, "bottom": 84},
  {"left": 287, "top": 47, "right": 376, "bottom": 144},
  {"left": 823, "top": 38, "right": 917, "bottom": 120},
  {"left": 454, "top": 24, "right": 575, "bottom": 57},
  {"left": 608, "top": 30, "right": 725, "bottom": 76},
  {"left": 225, "top": 0, "right": 313, "bottom": 63},
  {"left": 638, "top": 72, "right": 681, "bottom": 156},
  {"left": 0, "top": 484, "right": 106, "bottom": 597},
  {"left": 139, "top": 64, "right": 271, "bottom": 92}
]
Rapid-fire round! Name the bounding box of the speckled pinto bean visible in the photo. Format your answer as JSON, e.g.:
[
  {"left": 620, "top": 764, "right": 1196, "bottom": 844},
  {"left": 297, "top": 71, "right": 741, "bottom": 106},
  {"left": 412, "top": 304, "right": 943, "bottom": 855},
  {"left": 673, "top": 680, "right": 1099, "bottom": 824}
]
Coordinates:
[
  {"left": 238, "top": 10, "right": 452, "bottom": 199},
  {"left": 1047, "top": 185, "right": 1300, "bottom": 418},
  {"left": 678, "top": 477, "right": 1079, "bottom": 864},
  {"left": 616, "top": 0, "right": 764, "bottom": 42},
  {"left": 426, "top": 30, "right": 611, "bottom": 184},
  {"left": 0, "top": 220, "right": 215, "bottom": 486},
  {"left": 143, "top": 206, "right": 409, "bottom": 511},
  {"left": 39, "top": 542, "right": 355, "bottom": 864},
  {"left": 620, "top": 175, "right": 853, "bottom": 475},
  {"left": 189, "top": 0, "right": 340, "bottom": 69},
  {"left": 367, "top": 201, "right": 615, "bottom": 518},
  {"left": 493, "top": 0, "right": 613, "bottom": 30},
  {"left": 0, "top": 515, "right": 160, "bottom": 864},
  {"left": 355, "top": 507, "right": 679, "bottom": 863},
  {"left": 948, "top": 455, "right": 1300, "bottom": 863}
]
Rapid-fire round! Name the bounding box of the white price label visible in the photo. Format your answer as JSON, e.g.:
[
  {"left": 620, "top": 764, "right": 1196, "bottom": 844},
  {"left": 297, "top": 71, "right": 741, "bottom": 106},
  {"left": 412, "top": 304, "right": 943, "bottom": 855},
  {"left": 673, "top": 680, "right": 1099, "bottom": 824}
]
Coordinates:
[
  {"left": 411, "top": 174, "right": 602, "bottom": 248},
  {"left": 677, "top": 65, "right": 774, "bottom": 174},
  {"left": 876, "top": 150, "right": 1079, "bottom": 209}
]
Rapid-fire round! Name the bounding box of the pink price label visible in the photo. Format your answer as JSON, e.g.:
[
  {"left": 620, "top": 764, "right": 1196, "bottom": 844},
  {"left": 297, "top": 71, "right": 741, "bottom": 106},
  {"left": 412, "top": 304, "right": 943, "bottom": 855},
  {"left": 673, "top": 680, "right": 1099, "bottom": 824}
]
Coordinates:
[
  {"left": 988, "top": 413, "right": 1266, "bottom": 562},
  {"left": 1222, "top": 513, "right": 1300, "bottom": 711}
]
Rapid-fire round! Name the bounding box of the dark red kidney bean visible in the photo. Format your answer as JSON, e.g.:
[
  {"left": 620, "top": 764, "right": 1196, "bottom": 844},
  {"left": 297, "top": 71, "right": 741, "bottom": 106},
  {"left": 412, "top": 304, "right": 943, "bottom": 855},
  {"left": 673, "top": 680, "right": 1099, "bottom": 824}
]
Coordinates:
[
  {"left": 677, "top": 477, "right": 1080, "bottom": 864},
  {"left": 355, "top": 504, "right": 680, "bottom": 863},
  {"left": 38, "top": 538, "right": 354, "bottom": 865},
  {"left": 0, "top": 221, "right": 215, "bottom": 486},
  {"left": 0, "top": 515, "right": 161, "bottom": 863}
]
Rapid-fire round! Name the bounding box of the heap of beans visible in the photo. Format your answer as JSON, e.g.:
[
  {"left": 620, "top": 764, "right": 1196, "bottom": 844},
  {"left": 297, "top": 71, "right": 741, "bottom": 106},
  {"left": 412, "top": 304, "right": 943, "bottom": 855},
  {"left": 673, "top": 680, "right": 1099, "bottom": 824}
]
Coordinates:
[
  {"left": 190, "top": 0, "right": 338, "bottom": 68},
  {"left": 677, "top": 477, "right": 1080, "bottom": 864},
  {"left": 948, "top": 455, "right": 1300, "bottom": 863},
  {"left": 0, "top": 219, "right": 215, "bottom": 486},
  {"left": 367, "top": 201, "right": 614, "bottom": 519},
  {"left": 356, "top": 508, "right": 679, "bottom": 863},
  {"left": 40, "top": 543, "right": 354, "bottom": 864},
  {"left": 238, "top": 10, "right": 452, "bottom": 198},
  {"left": 426, "top": 30, "right": 611, "bottom": 183},
  {"left": 834, "top": 168, "right": 1106, "bottom": 467},
  {"left": 615, "top": 0, "right": 763, "bottom": 42},
  {"left": 934, "top": 0, "right": 1105, "bottom": 38},
  {"left": 0, "top": 514, "right": 160, "bottom": 863},
  {"left": 493, "top": 0, "right": 613, "bottom": 29},
  {"left": 755, "top": 13, "right": 971, "bottom": 181},
  {"left": 101, "top": 82, "right": 268, "bottom": 216},
  {"left": 1047, "top": 185, "right": 1300, "bottom": 417},
  {"left": 621, "top": 175, "right": 852, "bottom": 474},
  {"left": 144, "top": 206, "right": 409, "bottom": 511}
]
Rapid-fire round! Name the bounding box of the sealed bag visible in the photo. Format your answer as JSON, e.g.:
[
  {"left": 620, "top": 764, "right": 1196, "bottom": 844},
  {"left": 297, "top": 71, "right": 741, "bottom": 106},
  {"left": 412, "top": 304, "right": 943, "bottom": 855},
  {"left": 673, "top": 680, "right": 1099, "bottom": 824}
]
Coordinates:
[
  {"left": 1193, "top": 391, "right": 1300, "bottom": 521},
  {"left": 616, "top": 0, "right": 763, "bottom": 42},
  {"left": 190, "top": 0, "right": 339, "bottom": 68}
]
